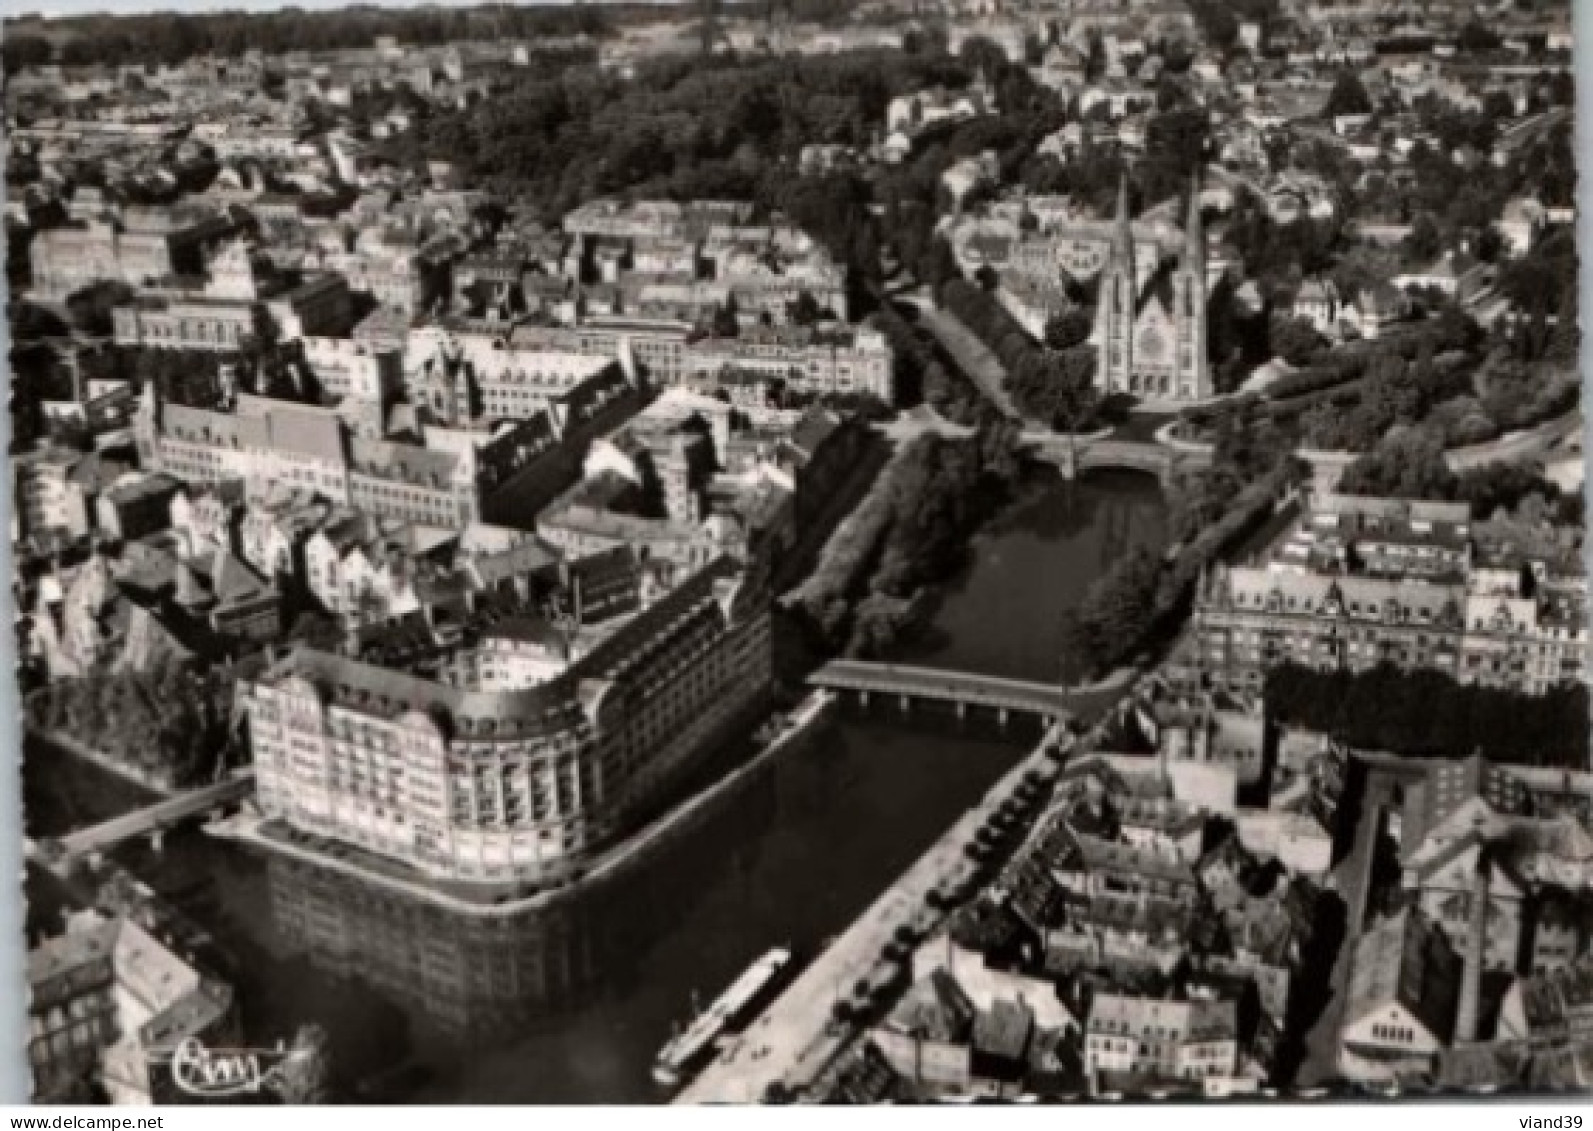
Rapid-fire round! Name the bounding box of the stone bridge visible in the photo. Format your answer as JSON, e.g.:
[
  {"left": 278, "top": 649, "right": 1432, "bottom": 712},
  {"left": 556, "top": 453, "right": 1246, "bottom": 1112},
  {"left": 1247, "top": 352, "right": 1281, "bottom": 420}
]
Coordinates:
[{"left": 1022, "top": 433, "right": 1212, "bottom": 485}]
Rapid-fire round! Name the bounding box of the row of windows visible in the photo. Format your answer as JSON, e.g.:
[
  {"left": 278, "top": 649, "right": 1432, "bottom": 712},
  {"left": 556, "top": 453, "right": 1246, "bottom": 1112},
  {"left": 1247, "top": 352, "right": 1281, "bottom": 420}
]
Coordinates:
[{"left": 1370, "top": 1023, "right": 1416, "bottom": 1045}]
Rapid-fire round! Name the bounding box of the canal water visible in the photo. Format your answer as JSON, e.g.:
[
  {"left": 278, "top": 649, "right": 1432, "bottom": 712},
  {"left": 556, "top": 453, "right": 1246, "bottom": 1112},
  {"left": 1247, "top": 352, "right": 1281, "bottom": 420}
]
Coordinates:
[
  {"left": 23, "top": 468, "right": 1166, "bottom": 1103},
  {"left": 897, "top": 469, "right": 1169, "bottom": 682}
]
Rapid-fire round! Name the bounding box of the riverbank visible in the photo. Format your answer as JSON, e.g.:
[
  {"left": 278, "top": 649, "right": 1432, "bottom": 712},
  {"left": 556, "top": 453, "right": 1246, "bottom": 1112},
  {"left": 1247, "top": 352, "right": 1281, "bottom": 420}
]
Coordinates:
[
  {"left": 206, "top": 691, "right": 838, "bottom": 919},
  {"left": 26, "top": 726, "right": 175, "bottom": 799},
  {"left": 674, "top": 714, "right": 1080, "bottom": 1104},
  {"left": 25, "top": 464, "right": 1159, "bottom": 1103},
  {"left": 788, "top": 428, "right": 1028, "bottom": 660},
  {"left": 678, "top": 663, "right": 1152, "bottom": 1104}
]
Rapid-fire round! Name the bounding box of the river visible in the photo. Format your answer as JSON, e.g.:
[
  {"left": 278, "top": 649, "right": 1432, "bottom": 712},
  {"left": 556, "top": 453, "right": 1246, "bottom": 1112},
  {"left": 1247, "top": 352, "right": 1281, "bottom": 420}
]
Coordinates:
[{"left": 23, "top": 467, "right": 1166, "bottom": 1103}]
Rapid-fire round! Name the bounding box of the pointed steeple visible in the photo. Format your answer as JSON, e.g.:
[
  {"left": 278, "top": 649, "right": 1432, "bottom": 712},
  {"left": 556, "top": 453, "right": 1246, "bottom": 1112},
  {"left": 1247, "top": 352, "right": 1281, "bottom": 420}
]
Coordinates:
[
  {"left": 1113, "top": 171, "right": 1133, "bottom": 254},
  {"left": 1185, "top": 168, "right": 1205, "bottom": 270}
]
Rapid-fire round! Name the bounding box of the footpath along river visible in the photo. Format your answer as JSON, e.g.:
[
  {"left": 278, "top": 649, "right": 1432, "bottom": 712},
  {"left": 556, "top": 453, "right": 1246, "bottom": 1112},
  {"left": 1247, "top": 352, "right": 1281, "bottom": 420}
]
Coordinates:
[{"left": 23, "top": 467, "right": 1166, "bottom": 1103}]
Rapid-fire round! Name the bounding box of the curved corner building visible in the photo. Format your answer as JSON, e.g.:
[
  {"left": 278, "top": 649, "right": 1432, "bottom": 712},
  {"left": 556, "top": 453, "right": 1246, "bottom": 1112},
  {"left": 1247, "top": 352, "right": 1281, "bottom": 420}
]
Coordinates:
[{"left": 239, "top": 556, "right": 771, "bottom": 886}]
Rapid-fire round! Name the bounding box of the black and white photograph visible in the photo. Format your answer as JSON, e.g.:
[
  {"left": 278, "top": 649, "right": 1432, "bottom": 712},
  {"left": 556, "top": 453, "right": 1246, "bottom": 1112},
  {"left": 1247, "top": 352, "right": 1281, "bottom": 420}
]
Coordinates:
[{"left": 2, "top": 0, "right": 1589, "bottom": 1109}]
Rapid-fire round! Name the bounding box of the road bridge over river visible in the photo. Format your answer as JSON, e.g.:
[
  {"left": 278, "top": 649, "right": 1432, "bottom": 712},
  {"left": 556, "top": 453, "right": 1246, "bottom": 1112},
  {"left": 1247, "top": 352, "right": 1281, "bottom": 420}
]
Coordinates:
[
  {"left": 808, "top": 660, "right": 1076, "bottom": 724},
  {"left": 26, "top": 771, "right": 255, "bottom": 870}
]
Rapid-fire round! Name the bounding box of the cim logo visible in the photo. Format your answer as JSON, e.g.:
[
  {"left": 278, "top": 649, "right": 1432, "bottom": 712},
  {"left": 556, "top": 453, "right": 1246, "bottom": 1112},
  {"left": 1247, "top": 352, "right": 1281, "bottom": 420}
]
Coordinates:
[{"left": 156, "top": 1037, "right": 313, "bottom": 1099}]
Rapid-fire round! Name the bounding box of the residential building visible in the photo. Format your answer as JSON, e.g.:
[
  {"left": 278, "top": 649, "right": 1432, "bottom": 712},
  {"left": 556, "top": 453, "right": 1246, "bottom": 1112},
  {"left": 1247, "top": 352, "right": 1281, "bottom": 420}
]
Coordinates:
[
  {"left": 1195, "top": 494, "right": 1588, "bottom": 696},
  {"left": 238, "top": 556, "right": 771, "bottom": 886},
  {"left": 27, "top": 911, "right": 233, "bottom": 1104},
  {"left": 1084, "top": 992, "right": 1239, "bottom": 1085}
]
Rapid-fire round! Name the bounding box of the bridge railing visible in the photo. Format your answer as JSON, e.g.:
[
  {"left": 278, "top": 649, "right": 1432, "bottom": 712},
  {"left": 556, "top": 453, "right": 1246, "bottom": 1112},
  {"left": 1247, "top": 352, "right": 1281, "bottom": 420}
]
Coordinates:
[{"left": 807, "top": 662, "right": 1074, "bottom": 715}]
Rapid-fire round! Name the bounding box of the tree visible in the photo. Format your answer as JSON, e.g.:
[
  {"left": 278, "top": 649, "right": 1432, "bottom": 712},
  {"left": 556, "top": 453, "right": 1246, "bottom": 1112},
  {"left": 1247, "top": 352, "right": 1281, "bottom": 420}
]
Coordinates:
[
  {"left": 1187, "top": 0, "right": 1239, "bottom": 51},
  {"left": 788, "top": 291, "right": 821, "bottom": 327},
  {"left": 1404, "top": 213, "right": 1443, "bottom": 265},
  {"left": 10, "top": 302, "right": 70, "bottom": 342},
  {"left": 1268, "top": 314, "right": 1322, "bottom": 367},
  {"left": 921, "top": 238, "right": 961, "bottom": 292},
  {"left": 1337, "top": 428, "right": 1458, "bottom": 500},
  {"left": 1457, "top": 20, "right": 1501, "bottom": 54},
  {"left": 1473, "top": 226, "right": 1504, "bottom": 264},
  {"left": 711, "top": 296, "right": 740, "bottom": 338},
  {"left": 2, "top": 35, "right": 53, "bottom": 73},
  {"left": 1066, "top": 546, "right": 1163, "bottom": 673},
  {"left": 275, "top": 1023, "right": 333, "bottom": 1105},
  {"left": 1265, "top": 663, "right": 1588, "bottom": 767},
  {"left": 1043, "top": 308, "right": 1093, "bottom": 351}
]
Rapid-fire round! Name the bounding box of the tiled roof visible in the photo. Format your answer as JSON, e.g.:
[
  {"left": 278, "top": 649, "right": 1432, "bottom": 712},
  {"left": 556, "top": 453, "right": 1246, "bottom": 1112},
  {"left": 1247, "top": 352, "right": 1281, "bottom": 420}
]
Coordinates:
[
  {"left": 1344, "top": 908, "right": 1460, "bottom": 1042},
  {"left": 884, "top": 968, "right": 976, "bottom": 1044},
  {"left": 349, "top": 436, "right": 460, "bottom": 487},
  {"left": 973, "top": 999, "right": 1034, "bottom": 1060}
]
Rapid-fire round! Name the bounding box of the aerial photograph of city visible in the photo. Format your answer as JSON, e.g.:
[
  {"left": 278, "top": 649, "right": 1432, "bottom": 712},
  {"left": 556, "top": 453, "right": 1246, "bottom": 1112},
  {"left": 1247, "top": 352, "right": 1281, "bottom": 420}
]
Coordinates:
[{"left": 3, "top": 0, "right": 1589, "bottom": 1106}]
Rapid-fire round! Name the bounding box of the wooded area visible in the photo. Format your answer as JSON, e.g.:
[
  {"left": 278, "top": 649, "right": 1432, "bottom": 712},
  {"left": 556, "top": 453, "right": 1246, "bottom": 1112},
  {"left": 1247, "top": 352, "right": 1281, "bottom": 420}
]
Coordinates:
[{"left": 1265, "top": 662, "right": 1590, "bottom": 767}]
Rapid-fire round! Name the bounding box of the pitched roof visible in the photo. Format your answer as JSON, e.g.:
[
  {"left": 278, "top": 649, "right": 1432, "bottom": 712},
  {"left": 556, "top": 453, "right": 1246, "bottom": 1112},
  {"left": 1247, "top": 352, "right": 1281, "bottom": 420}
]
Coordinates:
[
  {"left": 1517, "top": 954, "right": 1593, "bottom": 1038},
  {"left": 1344, "top": 908, "right": 1461, "bottom": 1042},
  {"left": 349, "top": 436, "right": 460, "bottom": 488},
  {"left": 884, "top": 968, "right": 976, "bottom": 1044},
  {"left": 972, "top": 999, "right": 1034, "bottom": 1061},
  {"left": 211, "top": 550, "right": 273, "bottom": 607}
]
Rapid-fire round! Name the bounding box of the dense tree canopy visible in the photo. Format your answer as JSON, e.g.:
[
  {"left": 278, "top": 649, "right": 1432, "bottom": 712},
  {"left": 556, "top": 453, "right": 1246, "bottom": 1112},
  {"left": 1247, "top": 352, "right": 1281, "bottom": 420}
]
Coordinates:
[
  {"left": 1322, "top": 71, "right": 1372, "bottom": 118},
  {"left": 1266, "top": 663, "right": 1589, "bottom": 768},
  {"left": 939, "top": 277, "right": 1101, "bottom": 431},
  {"left": 4, "top": 5, "right": 608, "bottom": 68},
  {"left": 26, "top": 659, "right": 238, "bottom": 789},
  {"left": 384, "top": 50, "right": 977, "bottom": 222}
]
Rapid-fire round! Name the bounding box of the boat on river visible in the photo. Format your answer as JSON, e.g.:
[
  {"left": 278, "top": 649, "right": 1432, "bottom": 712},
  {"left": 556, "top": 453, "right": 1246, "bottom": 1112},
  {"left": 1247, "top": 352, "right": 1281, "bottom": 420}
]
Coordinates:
[{"left": 653, "top": 946, "right": 793, "bottom": 1087}]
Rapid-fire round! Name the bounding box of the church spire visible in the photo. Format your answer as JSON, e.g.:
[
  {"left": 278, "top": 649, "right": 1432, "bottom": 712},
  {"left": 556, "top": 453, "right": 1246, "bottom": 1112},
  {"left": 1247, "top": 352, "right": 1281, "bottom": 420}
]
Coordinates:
[
  {"left": 1112, "top": 169, "right": 1135, "bottom": 279},
  {"left": 1185, "top": 168, "right": 1205, "bottom": 269},
  {"left": 1114, "top": 171, "right": 1132, "bottom": 248}
]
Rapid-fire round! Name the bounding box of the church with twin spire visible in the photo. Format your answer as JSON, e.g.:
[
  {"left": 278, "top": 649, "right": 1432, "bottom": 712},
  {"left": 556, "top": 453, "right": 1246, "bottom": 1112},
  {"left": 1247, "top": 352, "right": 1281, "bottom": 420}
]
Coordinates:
[{"left": 1093, "top": 173, "right": 1212, "bottom": 404}]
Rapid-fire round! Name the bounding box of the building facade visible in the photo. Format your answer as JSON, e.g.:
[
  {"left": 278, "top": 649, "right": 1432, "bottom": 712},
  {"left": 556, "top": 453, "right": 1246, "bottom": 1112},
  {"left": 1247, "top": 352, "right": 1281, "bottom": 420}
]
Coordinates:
[
  {"left": 1195, "top": 495, "right": 1588, "bottom": 696},
  {"left": 238, "top": 557, "right": 771, "bottom": 885},
  {"left": 1095, "top": 175, "right": 1211, "bottom": 403}
]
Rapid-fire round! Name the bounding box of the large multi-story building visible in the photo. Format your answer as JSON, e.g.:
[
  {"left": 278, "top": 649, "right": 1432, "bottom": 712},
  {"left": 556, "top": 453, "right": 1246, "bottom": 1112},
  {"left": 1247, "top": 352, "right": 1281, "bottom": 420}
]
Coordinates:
[
  {"left": 1337, "top": 909, "right": 1460, "bottom": 1085},
  {"left": 1195, "top": 494, "right": 1588, "bottom": 696},
  {"left": 111, "top": 240, "right": 354, "bottom": 350},
  {"left": 136, "top": 382, "right": 614, "bottom": 533},
  {"left": 14, "top": 449, "right": 94, "bottom": 547},
  {"left": 682, "top": 323, "right": 894, "bottom": 402},
  {"left": 28, "top": 210, "right": 234, "bottom": 299},
  {"left": 238, "top": 555, "right": 771, "bottom": 886},
  {"left": 403, "top": 324, "right": 621, "bottom": 424},
  {"left": 112, "top": 295, "right": 263, "bottom": 351}
]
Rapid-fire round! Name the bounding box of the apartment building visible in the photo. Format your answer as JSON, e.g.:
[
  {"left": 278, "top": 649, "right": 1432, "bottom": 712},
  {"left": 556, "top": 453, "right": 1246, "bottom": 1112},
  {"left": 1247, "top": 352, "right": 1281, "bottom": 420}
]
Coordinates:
[
  {"left": 1195, "top": 494, "right": 1588, "bottom": 695},
  {"left": 1084, "top": 992, "right": 1240, "bottom": 1084},
  {"left": 238, "top": 556, "right": 771, "bottom": 885}
]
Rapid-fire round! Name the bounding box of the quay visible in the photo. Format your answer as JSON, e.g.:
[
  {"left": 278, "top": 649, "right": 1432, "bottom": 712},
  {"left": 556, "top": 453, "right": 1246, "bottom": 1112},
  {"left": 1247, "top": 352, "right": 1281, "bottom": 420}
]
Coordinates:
[{"left": 675, "top": 707, "right": 1103, "bottom": 1104}]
